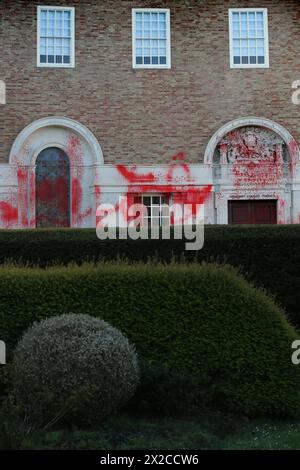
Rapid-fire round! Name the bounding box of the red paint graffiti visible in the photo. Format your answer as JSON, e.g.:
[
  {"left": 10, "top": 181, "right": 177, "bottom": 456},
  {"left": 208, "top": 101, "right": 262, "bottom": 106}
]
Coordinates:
[
  {"left": 116, "top": 165, "right": 156, "bottom": 183},
  {"left": 113, "top": 156, "right": 212, "bottom": 224},
  {"left": 17, "top": 167, "right": 28, "bottom": 227},
  {"left": 233, "top": 160, "right": 284, "bottom": 190}
]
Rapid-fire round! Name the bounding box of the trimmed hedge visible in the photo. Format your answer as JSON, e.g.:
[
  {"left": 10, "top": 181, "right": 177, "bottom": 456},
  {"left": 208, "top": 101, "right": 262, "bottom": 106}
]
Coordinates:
[
  {"left": 0, "top": 226, "right": 299, "bottom": 327},
  {"left": 0, "top": 262, "right": 300, "bottom": 417}
]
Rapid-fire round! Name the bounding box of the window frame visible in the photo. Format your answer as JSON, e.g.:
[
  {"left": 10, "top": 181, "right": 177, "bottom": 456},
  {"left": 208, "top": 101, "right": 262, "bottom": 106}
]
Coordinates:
[
  {"left": 229, "top": 8, "right": 269, "bottom": 69},
  {"left": 37, "top": 5, "right": 75, "bottom": 68},
  {"left": 133, "top": 194, "right": 171, "bottom": 227},
  {"left": 132, "top": 8, "right": 171, "bottom": 69}
]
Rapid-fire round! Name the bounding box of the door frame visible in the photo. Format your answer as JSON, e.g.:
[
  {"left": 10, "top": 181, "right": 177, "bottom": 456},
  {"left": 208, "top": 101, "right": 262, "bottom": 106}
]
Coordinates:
[{"left": 214, "top": 189, "right": 291, "bottom": 225}]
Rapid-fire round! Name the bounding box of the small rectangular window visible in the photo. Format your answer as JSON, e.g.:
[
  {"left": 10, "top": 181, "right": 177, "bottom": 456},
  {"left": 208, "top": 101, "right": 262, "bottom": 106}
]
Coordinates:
[
  {"left": 132, "top": 9, "right": 171, "bottom": 69},
  {"left": 229, "top": 8, "right": 269, "bottom": 68},
  {"left": 133, "top": 195, "right": 170, "bottom": 227},
  {"left": 37, "top": 6, "right": 75, "bottom": 68}
]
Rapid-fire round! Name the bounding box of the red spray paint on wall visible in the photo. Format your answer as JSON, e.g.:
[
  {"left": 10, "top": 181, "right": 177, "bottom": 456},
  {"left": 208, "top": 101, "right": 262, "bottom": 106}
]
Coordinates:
[
  {"left": 17, "top": 167, "right": 28, "bottom": 227},
  {"left": 114, "top": 155, "right": 212, "bottom": 225},
  {"left": 0, "top": 202, "right": 18, "bottom": 227},
  {"left": 221, "top": 130, "right": 285, "bottom": 192}
]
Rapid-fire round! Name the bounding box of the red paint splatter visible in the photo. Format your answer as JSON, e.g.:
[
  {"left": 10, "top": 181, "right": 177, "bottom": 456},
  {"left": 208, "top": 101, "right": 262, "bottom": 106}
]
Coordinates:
[
  {"left": 288, "top": 138, "right": 299, "bottom": 176},
  {"left": 67, "top": 135, "right": 83, "bottom": 167},
  {"left": 0, "top": 202, "right": 18, "bottom": 227},
  {"left": 17, "top": 167, "right": 28, "bottom": 227},
  {"left": 233, "top": 160, "right": 284, "bottom": 190},
  {"left": 114, "top": 155, "right": 212, "bottom": 225},
  {"left": 29, "top": 169, "right": 36, "bottom": 227},
  {"left": 116, "top": 165, "right": 156, "bottom": 183},
  {"left": 37, "top": 177, "right": 69, "bottom": 214},
  {"left": 72, "top": 177, "right": 82, "bottom": 225}
]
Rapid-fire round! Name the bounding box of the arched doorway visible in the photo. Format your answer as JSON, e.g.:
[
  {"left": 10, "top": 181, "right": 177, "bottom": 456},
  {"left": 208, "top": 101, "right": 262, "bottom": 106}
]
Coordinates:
[
  {"left": 204, "top": 117, "right": 299, "bottom": 225},
  {"left": 36, "top": 147, "right": 70, "bottom": 228}
]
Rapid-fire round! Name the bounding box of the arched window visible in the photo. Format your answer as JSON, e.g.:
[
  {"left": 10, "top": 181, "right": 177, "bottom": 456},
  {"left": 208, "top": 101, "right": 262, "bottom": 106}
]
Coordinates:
[{"left": 36, "top": 147, "right": 70, "bottom": 227}]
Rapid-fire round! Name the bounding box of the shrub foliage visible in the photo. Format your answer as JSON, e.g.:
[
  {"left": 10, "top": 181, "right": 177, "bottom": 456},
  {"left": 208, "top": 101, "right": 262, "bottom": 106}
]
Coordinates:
[
  {"left": 0, "top": 225, "right": 299, "bottom": 326},
  {"left": 11, "top": 314, "right": 139, "bottom": 427},
  {"left": 1, "top": 263, "right": 300, "bottom": 417}
]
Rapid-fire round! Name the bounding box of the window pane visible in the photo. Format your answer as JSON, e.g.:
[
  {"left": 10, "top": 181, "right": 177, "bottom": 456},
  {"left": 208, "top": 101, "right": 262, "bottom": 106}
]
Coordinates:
[
  {"left": 241, "top": 28, "right": 247, "bottom": 39},
  {"left": 159, "top": 29, "right": 166, "bottom": 39},
  {"left": 63, "top": 11, "right": 71, "bottom": 21},
  {"left": 134, "top": 10, "right": 169, "bottom": 67}
]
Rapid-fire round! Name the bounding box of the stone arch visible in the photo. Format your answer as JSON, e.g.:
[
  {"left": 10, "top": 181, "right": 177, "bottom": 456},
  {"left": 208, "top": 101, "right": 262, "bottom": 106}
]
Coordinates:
[
  {"left": 9, "top": 117, "right": 103, "bottom": 228},
  {"left": 9, "top": 116, "right": 103, "bottom": 166},
  {"left": 204, "top": 117, "right": 299, "bottom": 167}
]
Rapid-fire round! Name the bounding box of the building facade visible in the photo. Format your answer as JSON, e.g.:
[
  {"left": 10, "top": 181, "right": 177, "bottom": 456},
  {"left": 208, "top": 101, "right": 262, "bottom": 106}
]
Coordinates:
[{"left": 1, "top": 0, "right": 300, "bottom": 228}]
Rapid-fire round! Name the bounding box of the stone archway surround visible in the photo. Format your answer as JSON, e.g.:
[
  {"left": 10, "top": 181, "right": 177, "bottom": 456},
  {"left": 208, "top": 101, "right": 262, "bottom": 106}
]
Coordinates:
[{"left": 9, "top": 117, "right": 103, "bottom": 228}]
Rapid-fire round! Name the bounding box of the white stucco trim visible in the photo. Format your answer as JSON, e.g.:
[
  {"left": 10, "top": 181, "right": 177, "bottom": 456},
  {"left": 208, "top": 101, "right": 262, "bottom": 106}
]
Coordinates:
[
  {"left": 204, "top": 117, "right": 300, "bottom": 164},
  {"left": 9, "top": 117, "right": 104, "bottom": 166}
]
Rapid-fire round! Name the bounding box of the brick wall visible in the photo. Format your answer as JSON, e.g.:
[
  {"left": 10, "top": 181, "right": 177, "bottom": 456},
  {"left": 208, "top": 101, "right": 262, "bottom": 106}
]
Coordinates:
[{"left": 0, "top": 0, "right": 300, "bottom": 164}]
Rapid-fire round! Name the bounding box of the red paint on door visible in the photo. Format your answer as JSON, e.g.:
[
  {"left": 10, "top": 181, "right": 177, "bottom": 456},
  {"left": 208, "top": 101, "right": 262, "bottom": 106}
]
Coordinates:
[{"left": 36, "top": 147, "right": 70, "bottom": 228}]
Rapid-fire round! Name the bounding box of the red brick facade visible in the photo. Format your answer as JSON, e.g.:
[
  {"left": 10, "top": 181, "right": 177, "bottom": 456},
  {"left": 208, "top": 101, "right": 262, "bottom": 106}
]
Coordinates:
[
  {"left": 1, "top": 0, "right": 300, "bottom": 229},
  {"left": 1, "top": 0, "right": 300, "bottom": 165}
]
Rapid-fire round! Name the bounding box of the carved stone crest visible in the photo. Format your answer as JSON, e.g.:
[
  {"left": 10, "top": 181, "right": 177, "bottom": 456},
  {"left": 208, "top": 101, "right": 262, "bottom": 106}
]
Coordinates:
[{"left": 218, "top": 127, "right": 285, "bottom": 165}]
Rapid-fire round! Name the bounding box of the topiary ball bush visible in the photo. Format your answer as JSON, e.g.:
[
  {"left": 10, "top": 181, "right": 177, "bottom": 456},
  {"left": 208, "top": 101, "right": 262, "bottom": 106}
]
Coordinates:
[{"left": 11, "top": 314, "right": 139, "bottom": 428}]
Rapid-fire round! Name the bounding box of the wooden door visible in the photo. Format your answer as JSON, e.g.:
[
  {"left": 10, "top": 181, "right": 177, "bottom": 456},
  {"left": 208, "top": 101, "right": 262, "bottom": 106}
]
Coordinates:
[{"left": 228, "top": 200, "right": 277, "bottom": 225}]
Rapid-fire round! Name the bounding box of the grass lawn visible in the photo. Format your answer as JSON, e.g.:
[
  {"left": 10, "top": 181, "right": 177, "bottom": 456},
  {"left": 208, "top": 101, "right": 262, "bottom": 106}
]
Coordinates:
[{"left": 19, "top": 412, "right": 300, "bottom": 450}]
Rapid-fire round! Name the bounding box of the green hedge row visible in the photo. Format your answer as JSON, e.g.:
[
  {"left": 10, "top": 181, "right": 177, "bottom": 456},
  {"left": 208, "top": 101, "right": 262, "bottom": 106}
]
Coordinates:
[
  {"left": 0, "top": 263, "right": 300, "bottom": 417},
  {"left": 0, "top": 225, "right": 299, "bottom": 327}
]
